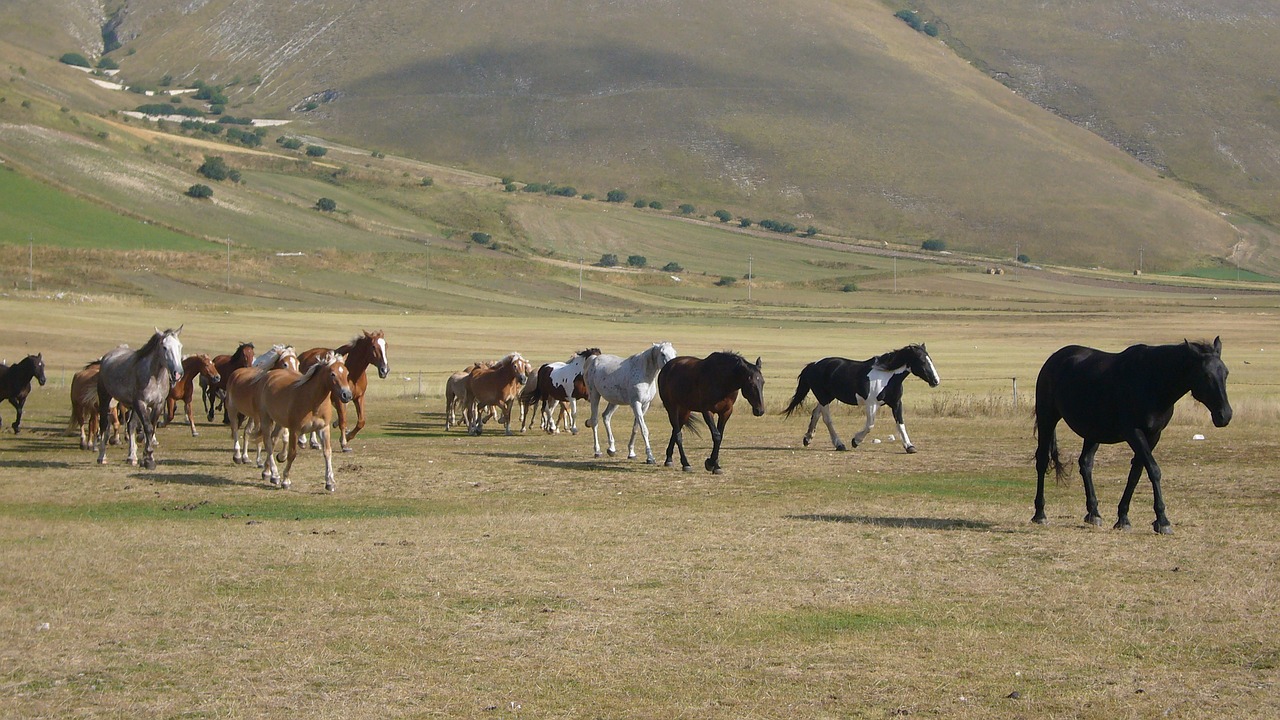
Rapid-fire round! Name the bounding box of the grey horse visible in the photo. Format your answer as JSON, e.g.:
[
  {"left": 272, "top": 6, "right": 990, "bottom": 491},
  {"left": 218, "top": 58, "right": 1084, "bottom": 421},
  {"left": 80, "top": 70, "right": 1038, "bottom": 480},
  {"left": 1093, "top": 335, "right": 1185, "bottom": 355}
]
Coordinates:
[
  {"left": 583, "top": 342, "right": 678, "bottom": 464},
  {"left": 96, "top": 327, "right": 184, "bottom": 469}
]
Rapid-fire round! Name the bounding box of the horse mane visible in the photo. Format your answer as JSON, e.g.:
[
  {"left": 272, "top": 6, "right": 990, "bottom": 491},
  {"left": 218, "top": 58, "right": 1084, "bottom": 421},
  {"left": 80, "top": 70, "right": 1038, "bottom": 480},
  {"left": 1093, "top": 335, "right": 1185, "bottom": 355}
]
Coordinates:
[
  {"left": 135, "top": 331, "right": 165, "bottom": 357},
  {"left": 83, "top": 359, "right": 102, "bottom": 370},
  {"left": 577, "top": 347, "right": 602, "bottom": 358},
  {"left": 231, "top": 342, "right": 254, "bottom": 363},
  {"left": 292, "top": 351, "right": 339, "bottom": 388},
  {"left": 499, "top": 352, "right": 524, "bottom": 366},
  {"left": 873, "top": 344, "right": 923, "bottom": 371}
]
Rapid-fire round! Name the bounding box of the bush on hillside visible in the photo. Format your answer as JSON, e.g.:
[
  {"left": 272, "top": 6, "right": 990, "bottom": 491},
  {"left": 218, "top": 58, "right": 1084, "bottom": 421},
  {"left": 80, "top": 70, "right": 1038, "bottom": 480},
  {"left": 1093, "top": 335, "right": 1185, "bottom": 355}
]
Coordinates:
[
  {"left": 315, "top": 197, "right": 337, "bottom": 212},
  {"left": 715, "top": 275, "right": 737, "bottom": 287},
  {"left": 648, "top": 200, "right": 663, "bottom": 210},
  {"left": 599, "top": 253, "right": 619, "bottom": 267},
  {"left": 678, "top": 203, "right": 696, "bottom": 215},
  {"left": 713, "top": 209, "right": 732, "bottom": 223},
  {"left": 627, "top": 255, "right": 648, "bottom": 268},
  {"left": 605, "top": 189, "right": 627, "bottom": 203},
  {"left": 471, "top": 232, "right": 492, "bottom": 245},
  {"left": 185, "top": 184, "right": 213, "bottom": 199},
  {"left": 662, "top": 262, "right": 683, "bottom": 273},
  {"left": 634, "top": 199, "right": 648, "bottom": 208},
  {"left": 96, "top": 57, "right": 120, "bottom": 70},
  {"left": 197, "top": 156, "right": 230, "bottom": 181},
  {"left": 59, "top": 53, "right": 91, "bottom": 68},
  {"left": 921, "top": 238, "right": 947, "bottom": 251},
  {"left": 1017, "top": 253, "right": 1030, "bottom": 264},
  {"left": 305, "top": 144, "right": 328, "bottom": 157}
]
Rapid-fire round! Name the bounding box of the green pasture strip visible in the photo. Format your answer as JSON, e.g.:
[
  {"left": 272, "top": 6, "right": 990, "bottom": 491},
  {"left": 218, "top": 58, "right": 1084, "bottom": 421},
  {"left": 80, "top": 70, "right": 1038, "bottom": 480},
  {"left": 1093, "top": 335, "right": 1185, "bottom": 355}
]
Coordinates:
[
  {"left": 0, "top": 498, "right": 425, "bottom": 523},
  {"left": 0, "top": 166, "right": 211, "bottom": 252},
  {"left": 1171, "top": 267, "right": 1278, "bottom": 283}
]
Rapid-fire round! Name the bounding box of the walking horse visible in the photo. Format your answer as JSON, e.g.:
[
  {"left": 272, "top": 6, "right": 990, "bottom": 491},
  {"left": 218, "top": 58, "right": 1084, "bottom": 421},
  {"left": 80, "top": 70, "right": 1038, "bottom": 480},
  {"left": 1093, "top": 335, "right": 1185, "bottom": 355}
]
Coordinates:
[
  {"left": 70, "top": 361, "right": 121, "bottom": 450},
  {"left": 95, "top": 327, "right": 185, "bottom": 469},
  {"left": 783, "top": 344, "right": 940, "bottom": 453},
  {"left": 0, "top": 353, "right": 46, "bottom": 434},
  {"left": 204, "top": 342, "right": 255, "bottom": 423},
  {"left": 258, "top": 352, "right": 353, "bottom": 492},
  {"left": 463, "top": 353, "right": 533, "bottom": 435},
  {"left": 297, "top": 330, "right": 389, "bottom": 451},
  {"left": 519, "top": 348, "right": 599, "bottom": 434},
  {"left": 224, "top": 345, "right": 298, "bottom": 467},
  {"left": 583, "top": 342, "right": 678, "bottom": 463},
  {"left": 163, "top": 354, "right": 221, "bottom": 436},
  {"left": 1033, "top": 338, "right": 1231, "bottom": 534},
  {"left": 658, "top": 351, "right": 765, "bottom": 474}
]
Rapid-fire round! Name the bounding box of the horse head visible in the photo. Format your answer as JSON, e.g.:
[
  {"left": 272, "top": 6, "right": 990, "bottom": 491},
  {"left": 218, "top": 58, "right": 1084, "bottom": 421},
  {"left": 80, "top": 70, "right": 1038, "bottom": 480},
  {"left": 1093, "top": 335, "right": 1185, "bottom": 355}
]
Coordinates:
[
  {"left": 196, "top": 353, "right": 221, "bottom": 384},
  {"left": 907, "top": 344, "right": 941, "bottom": 387},
  {"left": 1187, "top": 337, "right": 1231, "bottom": 428},
  {"left": 739, "top": 355, "right": 766, "bottom": 417},
  {"left": 653, "top": 342, "right": 678, "bottom": 372},
  {"left": 235, "top": 342, "right": 255, "bottom": 366},
  {"left": 367, "top": 330, "right": 391, "bottom": 379},
  {"left": 322, "top": 352, "right": 354, "bottom": 404},
  {"left": 508, "top": 352, "right": 532, "bottom": 385},
  {"left": 29, "top": 353, "right": 47, "bottom": 386},
  {"left": 158, "top": 328, "right": 185, "bottom": 383}
]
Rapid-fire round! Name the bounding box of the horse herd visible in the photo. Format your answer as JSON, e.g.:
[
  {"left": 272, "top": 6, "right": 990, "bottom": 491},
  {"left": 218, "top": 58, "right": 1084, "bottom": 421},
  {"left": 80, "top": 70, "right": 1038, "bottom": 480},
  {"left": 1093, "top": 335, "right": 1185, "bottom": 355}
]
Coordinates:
[{"left": 0, "top": 327, "right": 1232, "bottom": 533}]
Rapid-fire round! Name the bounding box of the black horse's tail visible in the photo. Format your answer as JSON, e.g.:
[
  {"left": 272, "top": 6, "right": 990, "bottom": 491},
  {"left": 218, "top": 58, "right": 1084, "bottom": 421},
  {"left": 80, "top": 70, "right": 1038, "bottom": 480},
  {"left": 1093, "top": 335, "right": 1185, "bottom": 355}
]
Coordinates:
[
  {"left": 1032, "top": 407, "right": 1068, "bottom": 484},
  {"left": 781, "top": 365, "right": 813, "bottom": 417}
]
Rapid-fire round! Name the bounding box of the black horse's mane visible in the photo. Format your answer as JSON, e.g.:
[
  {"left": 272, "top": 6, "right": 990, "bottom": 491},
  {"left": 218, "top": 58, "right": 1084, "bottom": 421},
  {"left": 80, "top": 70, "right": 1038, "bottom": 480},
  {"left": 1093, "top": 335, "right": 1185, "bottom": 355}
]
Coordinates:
[{"left": 874, "top": 344, "right": 924, "bottom": 370}]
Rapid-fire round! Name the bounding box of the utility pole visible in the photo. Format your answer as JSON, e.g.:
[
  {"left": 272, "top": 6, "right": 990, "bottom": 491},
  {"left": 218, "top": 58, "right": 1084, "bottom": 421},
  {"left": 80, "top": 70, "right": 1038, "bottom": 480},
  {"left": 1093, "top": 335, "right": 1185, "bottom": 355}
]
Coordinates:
[
  {"left": 578, "top": 258, "right": 584, "bottom": 301},
  {"left": 748, "top": 256, "right": 753, "bottom": 302},
  {"left": 424, "top": 240, "right": 430, "bottom": 291},
  {"left": 893, "top": 255, "right": 897, "bottom": 293},
  {"left": 28, "top": 235, "right": 34, "bottom": 291},
  {"left": 225, "top": 239, "right": 231, "bottom": 292}
]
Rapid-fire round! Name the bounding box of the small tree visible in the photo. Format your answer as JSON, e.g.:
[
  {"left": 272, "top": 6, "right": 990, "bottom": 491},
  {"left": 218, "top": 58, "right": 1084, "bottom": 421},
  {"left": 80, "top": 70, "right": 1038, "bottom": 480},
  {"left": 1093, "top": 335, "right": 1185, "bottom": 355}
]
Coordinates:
[
  {"left": 59, "top": 53, "right": 91, "bottom": 68},
  {"left": 279, "top": 137, "right": 303, "bottom": 150},
  {"left": 197, "top": 155, "right": 230, "bottom": 181},
  {"left": 599, "top": 253, "right": 619, "bottom": 267},
  {"left": 605, "top": 189, "right": 627, "bottom": 203},
  {"left": 662, "top": 261, "right": 683, "bottom": 273},
  {"left": 922, "top": 238, "right": 947, "bottom": 251},
  {"left": 627, "top": 255, "right": 648, "bottom": 268},
  {"left": 185, "top": 184, "right": 213, "bottom": 199},
  {"left": 421, "top": 176, "right": 434, "bottom": 187},
  {"left": 96, "top": 57, "right": 120, "bottom": 70},
  {"left": 634, "top": 199, "right": 648, "bottom": 208},
  {"left": 471, "top": 232, "right": 492, "bottom": 245},
  {"left": 315, "top": 197, "right": 337, "bottom": 212},
  {"left": 305, "top": 144, "right": 328, "bottom": 157},
  {"left": 678, "top": 203, "right": 696, "bottom": 215},
  {"left": 805, "top": 225, "right": 819, "bottom": 237},
  {"left": 1017, "top": 253, "right": 1030, "bottom": 264},
  {"left": 739, "top": 218, "right": 752, "bottom": 228},
  {"left": 713, "top": 209, "right": 732, "bottom": 223},
  {"left": 715, "top": 275, "right": 737, "bottom": 287},
  {"left": 648, "top": 200, "right": 663, "bottom": 210}
]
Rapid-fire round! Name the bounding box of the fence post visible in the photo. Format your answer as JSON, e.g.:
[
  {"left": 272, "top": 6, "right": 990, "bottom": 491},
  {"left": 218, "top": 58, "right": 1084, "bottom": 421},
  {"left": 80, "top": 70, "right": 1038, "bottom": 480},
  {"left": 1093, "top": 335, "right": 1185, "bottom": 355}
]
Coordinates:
[{"left": 1012, "top": 377, "right": 1018, "bottom": 406}]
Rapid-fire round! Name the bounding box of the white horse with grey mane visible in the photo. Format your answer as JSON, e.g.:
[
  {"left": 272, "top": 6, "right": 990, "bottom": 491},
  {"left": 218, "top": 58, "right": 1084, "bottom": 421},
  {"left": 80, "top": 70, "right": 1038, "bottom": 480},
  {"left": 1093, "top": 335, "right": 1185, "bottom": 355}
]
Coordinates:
[
  {"left": 96, "top": 326, "right": 184, "bottom": 469},
  {"left": 583, "top": 342, "right": 678, "bottom": 464}
]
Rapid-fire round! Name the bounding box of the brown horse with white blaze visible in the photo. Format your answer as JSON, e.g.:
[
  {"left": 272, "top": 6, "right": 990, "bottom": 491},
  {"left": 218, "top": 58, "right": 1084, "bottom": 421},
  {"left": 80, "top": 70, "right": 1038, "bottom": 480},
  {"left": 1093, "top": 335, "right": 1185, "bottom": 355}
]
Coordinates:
[
  {"left": 163, "top": 354, "right": 220, "bottom": 436},
  {"left": 258, "top": 352, "right": 353, "bottom": 492},
  {"left": 297, "top": 330, "right": 389, "bottom": 451}
]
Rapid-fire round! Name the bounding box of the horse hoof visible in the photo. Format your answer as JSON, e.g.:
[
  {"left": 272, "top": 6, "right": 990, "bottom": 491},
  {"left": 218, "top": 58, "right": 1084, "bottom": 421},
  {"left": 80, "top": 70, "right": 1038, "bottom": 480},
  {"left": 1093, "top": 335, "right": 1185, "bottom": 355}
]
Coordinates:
[
  {"left": 98, "top": 459, "right": 109, "bottom": 465},
  {"left": 281, "top": 479, "right": 291, "bottom": 489},
  {"left": 1112, "top": 520, "right": 1132, "bottom": 531},
  {"left": 851, "top": 438, "right": 860, "bottom": 449},
  {"left": 1153, "top": 522, "right": 1173, "bottom": 535},
  {"left": 191, "top": 431, "right": 200, "bottom": 437},
  {"left": 905, "top": 445, "right": 917, "bottom": 454},
  {"left": 341, "top": 447, "right": 353, "bottom": 453},
  {"left": 1031, "top": 514, "right": 1048, "bottom": 525},
  {"left": 705, "top": 459, "right": 717, "bottom": 472},
  {"left": 644, "top": 456, "right": 655, "bottom": 465},
  {"left": 1085, "top": 514, "right": 1103, "bottom": 527},
  {"left": 712, "top": 468, "right": 723, "bottom": 475},
  {"left": 570, "top": 428, "right": 578, "bottom": 435},
  {"left": 607, "top": 449, "right": 617, "bottom": 457},
  {"left": 664, "top": 461, "right": 674, "bottom": 468},
  {"left": 835, "top": 444, "right": 847, "bottom": 452},
  {"left": 802, "top": 437, "right": 811, "bottom": 447},
  {"left": 594, "top": 452, "right": 603, "bottom": 458},
  {"left": 326, "top": 484, "right": 336, "bottom": 493},
  {"left": 142, "top": 458, "right": 156, "bottom": 470},
  {"left": 682, "top": 465, "right": 693, "bottom": 472}
]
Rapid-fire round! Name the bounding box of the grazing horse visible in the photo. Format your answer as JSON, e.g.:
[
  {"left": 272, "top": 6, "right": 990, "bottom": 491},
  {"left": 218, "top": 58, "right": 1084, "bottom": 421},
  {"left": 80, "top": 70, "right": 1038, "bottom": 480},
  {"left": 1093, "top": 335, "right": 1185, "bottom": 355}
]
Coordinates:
[
  {"left": 297, "top": 330, "right": 390, "bottom": 451},
  {"left": 583, "top": 342, "right": 678, "bottom": 463},
  {"left": 659, "top": 352, "right": 766, "bottom": 474},
  {"left": 204, "top": 342, "right": 255, "bottom": 423},
  {"left": 1033, "top": 338, "right": 1232, "bottom": 534},
  {"left": 224, "top": 345, "right": 298, "bottom": 466},
  {"left": 783, "top": 344, "right": 940, "bottom": 453},
  {"left": 0, "top": 353, "right": 47, "bottom": 434},
  {"left": 163, "top": 354, "right": 220, "bottom": 436},
  {"left": 463, "top": 353, "right": 533, "bottom": 435},
  {"left": 96, "top": 327, "right": 184, "bottom": 469},
  {"left": 69, "top": 362, "right": 121, "bottom": 450},
  {"left": 257, "top": 352, "right": 353, "bottom": 492}
]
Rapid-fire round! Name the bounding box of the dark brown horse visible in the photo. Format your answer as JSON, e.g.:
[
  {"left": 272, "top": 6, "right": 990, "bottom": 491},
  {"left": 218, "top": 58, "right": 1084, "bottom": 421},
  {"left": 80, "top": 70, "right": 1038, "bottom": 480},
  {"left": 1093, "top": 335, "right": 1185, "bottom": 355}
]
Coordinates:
[
  {"left": 1, "top": 353, "right": 47, "bottom": 434},
  {"left": 657, "top": 351, "right": 765, "bottom": 474},
  {"left": 163, "top": 354, "right": 221, "bottom": 436},
  {"left": 298, "top": 330, "right": 389, "bottom": 451},
  {"left": 205, "top": 342, "right": 255, "bottom": 423}
]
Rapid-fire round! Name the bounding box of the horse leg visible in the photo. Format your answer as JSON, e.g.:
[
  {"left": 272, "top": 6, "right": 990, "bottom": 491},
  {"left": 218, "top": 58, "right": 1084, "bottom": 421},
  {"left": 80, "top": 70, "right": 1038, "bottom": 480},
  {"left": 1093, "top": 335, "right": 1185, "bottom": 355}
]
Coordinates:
[
  {"left": 890, "top": 400, "right": 916, "bottom": 453},
  {"left": 124, "top": 402, "right": 145, "bottom": 466},
  {"left": 502, "top": 399, "right": 515, "bottom": 436},
  {"left": 322, "top": 425, "right": 336, "bottom": 492},
  {"left": 851, "top": 403, "right": 878, "bottom": 448},
  {"left": 278, "top": 425, "right": 299, "bottom": 490},
  {"left": 11, "top": 398, "right": 25, "bottom": 434},
  {"left": 818, "top": 404, "right": 846, "bottom": 451},
  {"left": 601, "top": 403, "right": 619, "bottom": 457},
  {"left": 568, "top": 399, "right": 579, "bottom": 435},
  {"left": 663, "top": 406, "right": 686, "bottom": 469},
  {"left": 705, "top": 409, "right": 731, "bottom": 474},
  {"left": 1119, "top": 429, "right": 1170, "bottom": 533},
  {"left": 1032, "top": 417, "right": 1060, "bottom": 525},
  {"left": 260, "top": 420, "right": 279, "bottom": 485},
  {"left": 1078, "top": 440, "right": 1103, "bottom": 527},
  {"left": 96, "top": 388, "right": 113, "bottom": 464},
  {"left": 342, "top": 393, "right": 363, "bottom": 448},
  {"left": 631, "top": 399, "right": 656, "bottom": 464},
  {"left": 184, "top": 397, "right": 200, "bottom": 437}
]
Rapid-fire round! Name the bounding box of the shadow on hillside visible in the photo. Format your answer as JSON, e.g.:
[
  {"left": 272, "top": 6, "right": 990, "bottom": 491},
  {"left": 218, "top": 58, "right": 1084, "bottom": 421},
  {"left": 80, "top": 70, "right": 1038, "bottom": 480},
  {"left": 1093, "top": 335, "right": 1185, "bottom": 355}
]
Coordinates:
[{"left": 787, "top": 514, "right": 995, "bottom": 531}]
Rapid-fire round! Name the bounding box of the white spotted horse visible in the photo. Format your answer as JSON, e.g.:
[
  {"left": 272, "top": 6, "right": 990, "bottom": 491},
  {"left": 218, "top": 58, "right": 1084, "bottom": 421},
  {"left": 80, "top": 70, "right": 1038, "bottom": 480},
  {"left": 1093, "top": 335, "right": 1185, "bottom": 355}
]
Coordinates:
[{"left": 783, "top": 344, "right": 940, "bottom": 453}]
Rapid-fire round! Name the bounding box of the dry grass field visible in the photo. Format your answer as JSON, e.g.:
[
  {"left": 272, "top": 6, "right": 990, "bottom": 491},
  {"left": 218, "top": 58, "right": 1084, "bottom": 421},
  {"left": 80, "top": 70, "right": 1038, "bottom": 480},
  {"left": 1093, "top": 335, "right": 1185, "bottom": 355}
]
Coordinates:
[{"left": 1, "top": 290, "right": 1277, "bottom": 718}]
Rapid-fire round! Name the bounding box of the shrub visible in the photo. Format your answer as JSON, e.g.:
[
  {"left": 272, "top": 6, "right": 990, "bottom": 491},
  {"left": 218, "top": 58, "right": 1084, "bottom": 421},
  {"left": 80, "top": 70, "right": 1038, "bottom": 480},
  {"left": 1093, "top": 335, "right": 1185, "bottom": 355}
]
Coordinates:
[
  {"left": 59, "top": 53, "right": 91, "bottom": 68},
  {"left": 96, "top": 57, "right": 119, "bottom": 70},
  {"left": 197, "top": 156, "right": 230, "bottom": 181},
  {"left": 228, "top": 170, "right": 242, "bottom": 183},
  {"left": 678, "top": 203, "right": 696, "bottom": 215},
  {"left": 305, "top": 144, "right": 328, "bottom": 157},
  {"left": 216, "top": 115, "right": 252, "bottom": 125},
  {"left": 841, "top": 282, "right": 858, "bottom": 292},
  {"left": 471, "top": 232, "right": 492, "bottom": 245},
  {"left": 504, "top": 183, "right": 518, "bottom": 192},
  {"left": 279, "top": 137, "right": 303, "bottom": 150},
  {"left": 1017, "top": 253, "right": 1030, "bottom": 264},
  {"left": 634, "top": 199, "right": 647, "bottom": 208},
  {"left": 599, "top": 253, "right": 619, "bottom": 267},
  {"left": 523, "top": 182, "right": 546, "bottom": 193},
  {"left": 759, "top": 219, "right": 797, "bottom": 234},
  {"left": 581, "top": 193, "right": 596, "bottom": 201},
  {"left": 159, "top": 74, "right": 173, "bottom": 87},
  {"left": 135, "top": 103, "right": 176, "bottom": 115},
  {"left": 662, "top": 262, "right": 683, "bottom": 273},
  {"left": 713, "top": 209, "right": 732, "bottom": 223},
  {"left": 315, "top": 197, "right": 337, "bottom": 212},
  {"left": 605, "top": 189, "right": 627, "bottom": 203},
  {"left": 739, "top": 218, "right": 752, "bottom": 228},
  {"left": 715, "top": 275, "right": 737, "bottom": 287},
  {"left": 627, "top": 255, "right": 648, "bottom": 268},
  {"left": 648, "top": 200, "right": 663, "bottom": 210},
  {"left": 921, "top": 238, "right": 947, "bottom": 251},
  {"left": 805, "top": 226, "right": 819, "bottom": 237},
  {"left": 550, "top": 186, "right": 577, "bottom": 197},
  {"left": 500, "top": 176, "right": 514, "bottom": 185},
  {"left": 185, "top": 183, "right": 213, "bottom": 199},
  {"left": 421, "top": 177, "right": 434, "bottom": 187}
]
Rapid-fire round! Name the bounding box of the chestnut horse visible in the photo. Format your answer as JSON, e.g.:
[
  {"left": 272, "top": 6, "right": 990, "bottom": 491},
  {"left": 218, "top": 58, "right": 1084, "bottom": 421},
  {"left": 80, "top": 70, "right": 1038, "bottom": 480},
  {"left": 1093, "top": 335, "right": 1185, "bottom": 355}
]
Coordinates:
[
  {"left": 297, "top": 330, "right": 389, "bottom": 451},
  {"left": 445, "top": 361, "right": 494, "bottom": 430},
  {"left": 463, "top": 353, "right": 533, "bottom": 435},
  {"left": 69, "top": 361, "right": 121, "bottom": 450},
  {"left": 204, "top": 342, "right": 255, "bottom": 423},
  {"left": 258, "top": 352, "right": 353, "bottom": 492},
  {"left": 163, "top": 354, "right": 221, "bottom": 436},
  {"left": 224, "top": 345, "right": 297, "bottom": 466},
  {"left": 0, "top": 353, "right": 46, "bottom": 434},
  {"left": 658, "top": 352, "right": 766, "bottom": 474}
]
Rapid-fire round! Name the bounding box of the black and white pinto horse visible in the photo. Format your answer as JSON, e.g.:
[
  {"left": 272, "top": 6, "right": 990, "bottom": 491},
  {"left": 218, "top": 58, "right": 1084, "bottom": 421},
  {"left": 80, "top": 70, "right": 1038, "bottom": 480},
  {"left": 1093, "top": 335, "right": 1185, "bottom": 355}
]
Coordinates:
[
  {"left": 783, "top": 344, "right": 940, "bottom": 453},
  {"left": 1033, "top": 338, "right": 1231, "bottom": 534},
  {"left": 583, "top": 342, "right": 678, "bottom": 464},
  {"left": 96, "top": 327, "right": 184, "bottom": 469},
  {"left": 0, "top": 353, "right": 47, "bottom": 434}
]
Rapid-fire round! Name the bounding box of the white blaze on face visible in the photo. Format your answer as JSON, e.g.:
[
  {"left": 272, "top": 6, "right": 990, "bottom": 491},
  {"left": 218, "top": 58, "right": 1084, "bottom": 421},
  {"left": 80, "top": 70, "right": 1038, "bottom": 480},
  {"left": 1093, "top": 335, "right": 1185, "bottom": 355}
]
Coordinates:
[
  {"left": 376, "top": 337, "right": 389, "bottom": 370},
  {"left": 924, "top": 354, "right": 940, "bottom": 385}
]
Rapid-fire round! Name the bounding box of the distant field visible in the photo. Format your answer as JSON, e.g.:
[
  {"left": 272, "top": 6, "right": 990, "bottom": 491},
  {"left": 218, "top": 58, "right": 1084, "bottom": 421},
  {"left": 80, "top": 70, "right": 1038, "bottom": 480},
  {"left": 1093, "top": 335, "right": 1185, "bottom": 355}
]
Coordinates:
[
  {"left": 1173, "top": 267, "right": 1278, "bottom": 283},
  {"left": 0, "top": 167, "right": 211, "bottom": 252}
]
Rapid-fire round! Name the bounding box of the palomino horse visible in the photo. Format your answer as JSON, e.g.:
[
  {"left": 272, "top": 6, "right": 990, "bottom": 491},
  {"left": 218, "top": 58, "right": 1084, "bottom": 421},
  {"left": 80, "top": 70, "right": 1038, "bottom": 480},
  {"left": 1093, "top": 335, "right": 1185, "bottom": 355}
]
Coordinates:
[
  {"left": 658, "top": 352, "right": 766, "bottom": 474},
  {"left": 163, "top": 354, "right": 220, "bottom": 436},
  {"left": 583, "top": 342, "right": 678, "bottom": 463},
  {"left": 258, "top": 352, "right": 353, "bottom": 492},
  {"left": 69, "top": 362, "right": 121, "bottom": 450},
  {"left": 204, "top": 342, "right": 255, "bottom": 423},
  {"left": 520, "top": 349, "right": 598, "bottom": 434},
  {"left": 463, "top": 353, "right": 533, "bottom": 435},
  {"left": 0, "top": 353, "right": 46, "bottom": 434},
  {"left": 1033, "top": 338, "right": 1231, "bottom": 534},
  {"left": 297, "top": 330, "right": 390, "bottom": 451},
  {"left": 224, "top": 345, "right": 298, "bottom": 466},
  {"left": 96, "top": 327, "right": 184, "bottom": 469},
  {"left": 783, "top": 344, "right": 940, "bottom": 453}
]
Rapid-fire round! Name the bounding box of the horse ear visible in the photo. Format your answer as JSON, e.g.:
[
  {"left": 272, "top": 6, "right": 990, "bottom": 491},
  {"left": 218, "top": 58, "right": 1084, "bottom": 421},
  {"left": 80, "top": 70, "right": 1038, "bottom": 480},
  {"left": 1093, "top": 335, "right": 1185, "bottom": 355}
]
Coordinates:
[
  {"left": 175, "top": 324, "right": 183, "bottom": 336},
  {"left": 1213, "top": 336, "right": 1222, "bottom": 354},
  {"left": 755, "top": 356, "right": 763, "bottom": 368}
]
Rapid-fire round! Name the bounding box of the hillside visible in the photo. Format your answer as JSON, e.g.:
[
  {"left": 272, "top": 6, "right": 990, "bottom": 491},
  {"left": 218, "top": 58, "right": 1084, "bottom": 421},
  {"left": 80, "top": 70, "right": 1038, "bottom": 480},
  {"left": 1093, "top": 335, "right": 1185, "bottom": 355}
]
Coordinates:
[{"left": 2, "top": 0, "right": 1270, "bottom": 274}]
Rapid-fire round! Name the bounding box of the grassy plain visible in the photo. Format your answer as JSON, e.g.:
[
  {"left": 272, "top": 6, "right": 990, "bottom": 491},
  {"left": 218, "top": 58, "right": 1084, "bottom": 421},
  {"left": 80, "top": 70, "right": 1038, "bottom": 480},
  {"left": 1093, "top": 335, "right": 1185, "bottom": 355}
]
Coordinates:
[{"left": 1, "top": 284, "right": 1277, "bottom": 718}]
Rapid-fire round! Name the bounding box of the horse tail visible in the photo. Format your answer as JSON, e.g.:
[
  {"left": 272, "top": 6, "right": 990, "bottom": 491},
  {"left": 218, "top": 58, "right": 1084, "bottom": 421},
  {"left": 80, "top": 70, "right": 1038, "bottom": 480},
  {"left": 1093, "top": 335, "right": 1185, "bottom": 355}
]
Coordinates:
[{"left": 781, "top": 364, "right": 814, "bottom": 417}]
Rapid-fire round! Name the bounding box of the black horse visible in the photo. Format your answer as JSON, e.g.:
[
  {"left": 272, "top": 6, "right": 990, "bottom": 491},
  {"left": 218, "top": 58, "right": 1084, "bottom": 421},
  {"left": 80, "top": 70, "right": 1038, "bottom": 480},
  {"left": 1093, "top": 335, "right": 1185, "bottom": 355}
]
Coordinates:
[
  {"left": 0, "top": 353, "right": 47, "bottom": 434},
  {"left": 658, "top": 352, "right": 765, "bottom": 474},
  {"left": 783, "top": 344, "right": 940, "bottom": 453},
  {"left": 1033, "top": 338, "right": 1232, "bottom": 534}
]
